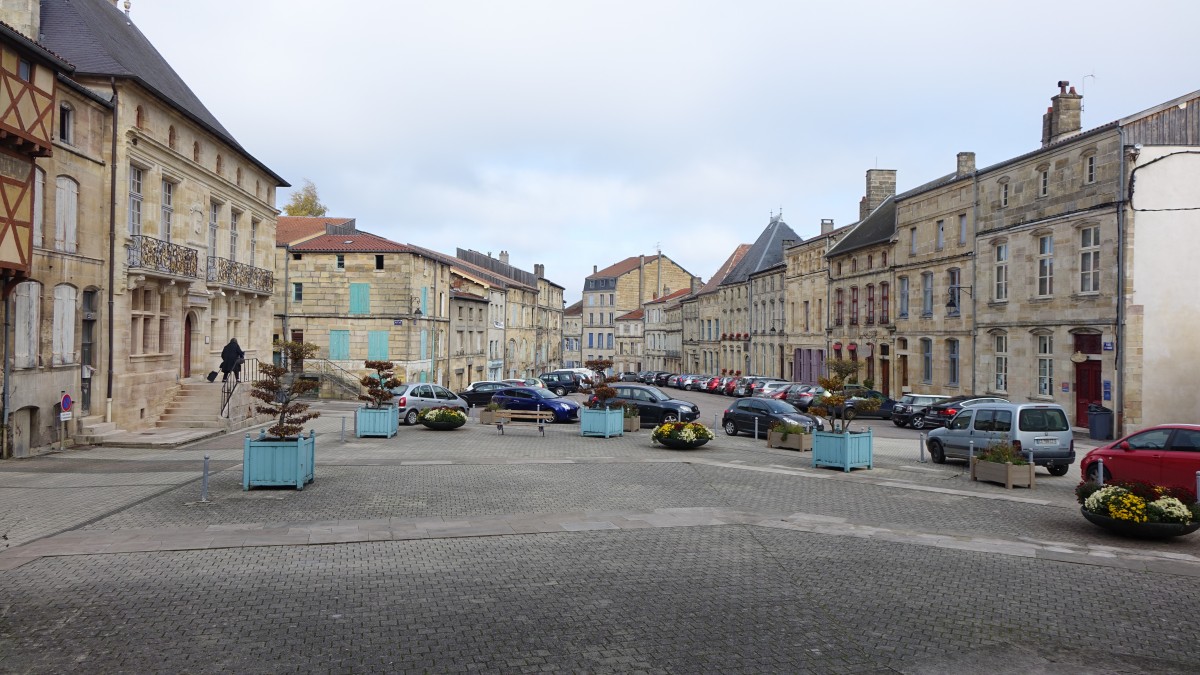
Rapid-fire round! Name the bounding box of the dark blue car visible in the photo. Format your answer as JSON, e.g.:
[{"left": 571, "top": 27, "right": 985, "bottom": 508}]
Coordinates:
[{"left": 490, "top": 387, "right": 581, "bottom": 423}]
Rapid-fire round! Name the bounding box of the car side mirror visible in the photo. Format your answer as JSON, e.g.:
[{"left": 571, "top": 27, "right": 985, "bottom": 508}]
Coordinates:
[{"left": 1119, "top": 441, "right": 1132, "bottom": 451}]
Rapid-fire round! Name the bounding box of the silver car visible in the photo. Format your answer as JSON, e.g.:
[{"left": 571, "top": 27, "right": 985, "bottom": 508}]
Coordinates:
[{"left": 391, "top": 383, "right": 469, "bottom": 425}]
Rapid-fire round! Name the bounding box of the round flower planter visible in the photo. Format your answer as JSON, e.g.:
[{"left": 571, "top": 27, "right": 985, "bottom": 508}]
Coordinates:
[
  {"left": 1080, "top": 507, "right": 1200, "bottom": 540},
  {"left": 655, "top": 437, "right": 709, "bottom": 450},
  {"left": 421, "top": 418, "right": 465, "bottom": 431}
]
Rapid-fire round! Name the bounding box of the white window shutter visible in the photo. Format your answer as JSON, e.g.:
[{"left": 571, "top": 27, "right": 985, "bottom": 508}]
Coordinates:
[
  {"left": 65, "top": 181, "right": 78, "bottom": 253},
  {"left": 13, "top": 284, "right": 29, "bottom": 366},
  {"left": 52, "top": 287, "right": 65, "bottom": 365},
  {"left": 33, "top": 168, "right": 44, "bottom": 248},
  {"left": 54, "top": 177, "right": 66, "bottom": 250},
  {"left": 53, "top": 285, "right": 76, "bottom": 365}
]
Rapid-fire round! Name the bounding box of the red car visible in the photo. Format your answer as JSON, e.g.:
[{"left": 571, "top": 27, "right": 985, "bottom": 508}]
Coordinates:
[{"left": 1080, "top": 424, "right": 1200, "bottom": 497}]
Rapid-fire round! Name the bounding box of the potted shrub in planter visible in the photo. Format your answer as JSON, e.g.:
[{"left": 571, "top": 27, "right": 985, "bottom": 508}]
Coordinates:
[
  {"left": 652, "top": 421, "right": 714, "bottom": 449},
  {"left": 356, "top": 360, "right": 401, "bottom": 438},
  {"left": 622, "top": 402, "right": 641, "bottom": 432},
  {"left": 418, "top": 406, "right": 467, "bottom": 430},
  {"left": 579, "top": 358, "right": 623, "bottom": 438},
  {"left": 809, "top": 359, "right": 879, "bottom": 472},
  {"left": 245, "top": 340, "right": 321, "bottom": 490},
  {"left": 1076, "top": 480, "right": 1200, "bottom": 539},
  {"left": 970, "top": 437, "right": 1035, "bottom": 489},
  {"left": 478, "top": 401, "right": 501, "bottom": 425},
  {"left": 767, "top": 420, "right": 812, "bottom": 451}
]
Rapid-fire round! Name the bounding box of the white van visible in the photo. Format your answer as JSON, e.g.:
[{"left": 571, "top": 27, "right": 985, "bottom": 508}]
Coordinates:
[{"left": 925, "top": 402, "right": 1075, "bottom": 476}]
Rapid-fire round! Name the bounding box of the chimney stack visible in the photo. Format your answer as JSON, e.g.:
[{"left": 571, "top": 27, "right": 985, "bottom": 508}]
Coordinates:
[
  {"left": 593, "top": 264, "right": 598, "bottom": 274},
  {"left": 859, "top": 169, "right": 897, "bottom": 220},
  {"left": 821, "top": 218, "right": 835, "bottom": 234},
  {"left": 1042, "top": 81, "right": 1083, "bottom": 147},
  {"left": 956, "top": 152, "right": 976, "bottom": 176},
  {"left": 534, "top": 264, "right": 544, "bottom": 278},
  {"left": 499, "top": 250, "right": 509, "bottom": 265}
]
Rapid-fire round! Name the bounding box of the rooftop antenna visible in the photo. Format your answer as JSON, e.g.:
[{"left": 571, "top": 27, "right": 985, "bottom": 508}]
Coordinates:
[{"left": 1081, "top": 72, "right": 1096, "bottom": 111}]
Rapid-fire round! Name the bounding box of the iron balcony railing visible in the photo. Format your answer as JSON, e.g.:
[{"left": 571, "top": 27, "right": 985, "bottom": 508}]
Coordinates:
[
  {"left": 207, "top": 256, "right": 274, "bottom": 294},
  {"left": 127, "top": 235, "right": 199, "bottom": 278}
]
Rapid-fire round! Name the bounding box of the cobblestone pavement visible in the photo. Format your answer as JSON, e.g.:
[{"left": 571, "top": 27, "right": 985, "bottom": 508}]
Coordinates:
[{"left": 1, "top": 401, "right": 1196, "bottom": 673}]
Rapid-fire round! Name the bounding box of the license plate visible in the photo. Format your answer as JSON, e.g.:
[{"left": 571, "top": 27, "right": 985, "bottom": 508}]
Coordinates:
[{"left": 1035, "top": 438, "right": 1056, "bottom": 445}]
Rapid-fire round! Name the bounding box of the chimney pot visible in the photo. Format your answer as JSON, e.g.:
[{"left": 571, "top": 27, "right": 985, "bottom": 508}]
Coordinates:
[
  {"left": 821, "top": 218, "right": 834, "bottom": 234},
  {"left": 956, "top": 152, "right": 976, "bottom": 176}
]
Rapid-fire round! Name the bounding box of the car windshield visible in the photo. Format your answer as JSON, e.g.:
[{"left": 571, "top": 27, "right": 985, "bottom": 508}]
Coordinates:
[
  {"left": 641, "top": 387, "right": 670, "bottom": 401},
  {"left": 763, "top": 399, "right": 800, "bottom": 413}
]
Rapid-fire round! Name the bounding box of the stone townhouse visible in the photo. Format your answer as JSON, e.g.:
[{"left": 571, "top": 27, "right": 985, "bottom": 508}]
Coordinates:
[
  {"left": 582, "top": 254, "right": 694, "bottom": 371},
  {"left": 717, "top": 214, "right": 798, "bottom": 376},
  {"left": 784, "top": 219, "right": 851, "bottom": 385},
  {"left": 614, "top": 308, "right": 644, "bottom": 375},
  {"left": 447, "top": 285, "right": 488, "bottom": 391},
  {"left": 3, "top": 0, "right": 286, "bottom": 455},
  {"left": 643, "top": 288, "right": 689, "bottom": 372},
  {"left": 276, "top": 224, "right": 452, "bottom": 388},
  {"left": 562, "top": 300, "right": 582, "bottom": 369},
  {"left": 682, "top": 244, "right": 750, "bottom": 376}
]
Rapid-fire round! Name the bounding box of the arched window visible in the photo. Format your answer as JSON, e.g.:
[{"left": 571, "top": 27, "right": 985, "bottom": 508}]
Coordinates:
[
  {"left": 54, "top": 175, "right": 78, "bottom": 252},
  {"left": 14, "top": 281, "right": 41, "bottom": 368},
  {"left": 53, "top": 284, "right": 77, "bottom": 365}
]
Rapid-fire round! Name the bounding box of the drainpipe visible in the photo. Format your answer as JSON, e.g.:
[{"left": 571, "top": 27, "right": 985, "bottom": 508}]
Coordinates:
[
  {"left": 970, "top": 171, "right": 980, "bottom": 393},
  {"left": 2, "top": 279, "right": 10, "bottom": 458},
  {"left": 1115, "top": 127, "right": 1128, "bottom": 435},
  {"left": 105, "top": 78, "right": 118, "bottom": 422},
  {"left": 281, "top": 243, "right": 289, "bottom": 364}
]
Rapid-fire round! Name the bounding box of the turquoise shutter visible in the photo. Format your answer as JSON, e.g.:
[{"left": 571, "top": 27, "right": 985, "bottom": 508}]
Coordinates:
[
  {"left": 420, "top": 287, "right": 428, "bottom": 315},
  {"left": 420, "top": 329, "right": 428, "bottom": 359},
  {"left": 367, "top": 330, "right": 389, "bottom": 360},
  {"left": 329, "top": 330, "right": 350, "bottom": 360},
  {"left": 349, "top": 284, "right": 370, "bottom": 314}
]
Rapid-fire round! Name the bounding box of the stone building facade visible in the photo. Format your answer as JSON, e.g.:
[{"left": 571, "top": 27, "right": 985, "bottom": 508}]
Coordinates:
[
  {"left": 614, "top": 309, "right": 644, "bottom": 375},
  {"left": 683, "top": 244, "right": 749, "bottom": 376},
  {"left": 582, "top": 254, "right": 694, "bottom": 370},
  {"left": 562, "top": 300, "right": 582, "bottom": 369},
  {"left": 784, "top": 219, "right": 848, "bottom": 385}
]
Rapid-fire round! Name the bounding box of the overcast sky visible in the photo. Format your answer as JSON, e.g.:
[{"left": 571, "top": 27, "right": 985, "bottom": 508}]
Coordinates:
[{"left": 128, "top": 0, "right": 1199, "bottom": 302}]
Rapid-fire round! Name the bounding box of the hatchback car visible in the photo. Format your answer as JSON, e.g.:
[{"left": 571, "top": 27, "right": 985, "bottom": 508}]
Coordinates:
[
  {"left": 455, "top": 380, "right": 508, "bottom": 408},
  {"left": 391, "top": 383, "right": 470, "bottom": 425},
  {"left": 921, "top": 396, "right": 1010, "bottom": 428},
  {"left": 589, "top": 383, "right": 700, "bottom": 425},
  {"left": 782, "top": 384, "right": 823, "bottom": 411},
  {"left": 490, "top": 387, "right": 581, "bottom": 423},
  {"left": 755, "top": 381, "right": 793, "bottom": 399},
  {"left": 1080, "top": 424, "right": 1200, "bottom": 493},
  {"left": 844, "top": 389, "right": 897, "bottom": 419},
  {"left": 722, "top": 398, "right": 822, "bottom": 438},
  {"left": 925, "top": 402, "right": 1075, "bottom": 475},
  {"left": 502, "top": 377, "right": 546, "bottom": 389},
  {"left": 891, "top": 394, "right": 951, "bottom": 429}
]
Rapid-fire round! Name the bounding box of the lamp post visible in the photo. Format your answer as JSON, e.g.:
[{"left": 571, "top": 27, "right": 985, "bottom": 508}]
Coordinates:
[{"left": 946, "top": 285, "right": 973, "bottom": 314}]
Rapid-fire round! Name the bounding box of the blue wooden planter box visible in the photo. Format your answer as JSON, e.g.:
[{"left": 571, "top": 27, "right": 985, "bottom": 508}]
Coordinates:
[
  {"left": 243, "top": 431, "right": 315, "bottom": 490},
  {"left": 812, "top": 428, "right": 873, "bottom": 472},
  {"left": 356, "top": 405, "right": 398, "bottom": 438},
  {"left": 580, "top": 408, "right": 624, "bottom": 438}
]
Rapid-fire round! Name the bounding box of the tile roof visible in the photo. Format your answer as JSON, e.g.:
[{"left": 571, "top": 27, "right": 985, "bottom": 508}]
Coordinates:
[
  {"left": 643, "top": 287, "right": 691, "bottom": 305},
  {"left": 287, "top": 231, "right": 408, "bottom": 253},
  {"left": 694, "top": 244, "right": 751, "bottom": 296},
  {"left": 616, "top": 309, "right": 645, "bottom": 320},
  {"left": 721, "top": 215, "right": 800, "bottom": 285},
  {"left": 826, "top": 197, "right": 897, "bottom": 257},
  {"left": 588, "top": 254, "right": 661, "bottom": 280},
  {"left": 276, "top": 216, "right": 355, "bottom": 245},
  {"left": 451, "top": 290, "right": 487, "bottom": 302},
  {"left": 563, "top": 300, "right": 583, "bottom": 316},
  {"left": 38, "top": 0, "right": 286, "bottom": 185}
]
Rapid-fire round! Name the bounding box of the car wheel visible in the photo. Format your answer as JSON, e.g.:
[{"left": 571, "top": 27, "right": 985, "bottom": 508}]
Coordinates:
[
  {"left": 910, "top": 416, "right": 925, "bottom": 430},
  {"left": 554, "top": 387, "right": 566, "bottom": 396},
  {"left": 928, "top": 439, "right": 946, "bottom": 464},
  {"left": 1086, "top": 463, "right": 1110, "bottom": 483},
  {"left": 404, "top": 408, "right": 419, "bottom": 426},
  {"left": 723, "top": 420, "right": 739, "bottom": 436},
  {"left": 1047, "top": 464, "right": 1070, "bottom": 477},
  {"left": 662, "top": 412, "right": 680, "bottom": 423}
]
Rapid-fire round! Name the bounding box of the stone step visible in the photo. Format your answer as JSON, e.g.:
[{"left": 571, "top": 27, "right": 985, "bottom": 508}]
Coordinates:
[
  {"left": 156, "top": 419, "right": 227, "bottom": 429},
  {"left": 79, "top": 421, "right": 116, "bottom": 435},
  {"left": 75, "top": 429, "right": 124, "bottom": 444}
]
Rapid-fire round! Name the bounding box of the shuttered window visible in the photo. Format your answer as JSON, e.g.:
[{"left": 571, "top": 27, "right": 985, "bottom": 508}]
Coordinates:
[
  {"left": 52, "top": 284, "right": 76, "bottom": 365},
  {"left": 349, "top": 283, "right": 370, "bottom": 314},
  {"left": 14, "top": 281, "right": 40, "bottom": 368},
  {"left": 367, "top": 330, "right": 389, "bottom": 360},
  {"left": 329, "top": 330, "right": 350, "bottom": 360},
  {"left": 55, "top": 176, "right": 78, "bottom": 252},
  {"left": 33, "top": 168, "right": 44, "bottom": 247}
]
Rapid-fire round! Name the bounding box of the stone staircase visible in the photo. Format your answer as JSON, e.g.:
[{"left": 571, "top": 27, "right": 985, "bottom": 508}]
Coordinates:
[
  {"left": 156, "top": 381, "right": 227, "bottom": 429},
  {"left": 76, "top": 415, "right": 122, "bottom": 445}
]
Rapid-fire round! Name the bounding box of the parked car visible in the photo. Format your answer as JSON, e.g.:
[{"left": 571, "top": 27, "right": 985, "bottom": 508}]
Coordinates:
[
  {"left": 391, "top": 383, "right": 469, "bottom": 425},
  {"left": 844, "top": 389, "right": 897, "bottom": 419},
  {"left": 1080, "top": 424, "right": 1200, "bottom": 493},
  {"left": 455, "top": 380, "right": 508, "bottom": 408},
  {"left": 723, "top": 377, "right": 743, "bottom": 396},
  {"left": 925, "top": 402, "right": 1075, "bottom": 476},
  {"left": 588, "top": 383, "right": 700, "bottom": 425},
  {"left": 666, "top": 374, "right": 681, "bottom": 388},
  {"left": 921, "top": 396, "right": 1010, "bottom": 428},
  {"left": 782, "top": 384, "right": 823, "bottom": 411},
  {"left": 490, "top": 387, "right": 581, "bottom": 423},
  {"left": 748, "top": 378, "right": 786, "bottom": 397},
  {"left": 619, "top": 372, "right": 640, "bottom": 382},
  {"left": 704, "top": 376, "right": 724, "bottom": 393},
  {"left": 502, "top": 377, "right": 546, "bottom": 389},
  {"left": 891, "top": 394, "right": 951, "bottom": 429},
  {"left": 537, "top": 371, "right": 584, "bottom": 396},
  {"left": 721, "top": 398, "right": 823, "bottom": 438},
  {"left": 755, "top": 381, "right": 793, "bottom": 399},
  {"left": 732, "top": 377, "right": 757, "bottom": 397}
]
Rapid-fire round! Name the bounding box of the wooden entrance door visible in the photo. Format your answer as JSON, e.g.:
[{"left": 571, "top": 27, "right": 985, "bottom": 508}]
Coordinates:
[
  {"left": 880, "top": 358, "right": 890, "bottom": 397},
  {"left": 183, "top": 314, "right": 193, "bottom": 378},
  {"left": 1075, "top": 360, "right": 1102, "bottom": 426}
]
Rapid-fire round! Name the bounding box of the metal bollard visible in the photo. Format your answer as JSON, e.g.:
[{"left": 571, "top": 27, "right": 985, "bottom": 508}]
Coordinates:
[
  {"left": 968, "top": 440, "right": 974, "bottom": 475},
  {"left": 1097, "top": 458, "right": 1105, "bottom": 486},
  {"left": 754, "top": 417, "right": 759, "bottom": 439},
  {"left": 341, "top": 416, "right": 346, "bottom": 442},
  {"left": 200, "top": 454, "right": 210, "bottom": 503},
  {"left": 713, "top": 413, "right": 719, "bottom": 430},
  {"left": 919, "top": 433, "right": 926, "bottom": 463}
]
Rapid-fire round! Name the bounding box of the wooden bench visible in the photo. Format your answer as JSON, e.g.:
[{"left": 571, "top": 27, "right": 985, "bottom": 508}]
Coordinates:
[{"left": 494, "top": 409, "right": 556, "bottom": 436}]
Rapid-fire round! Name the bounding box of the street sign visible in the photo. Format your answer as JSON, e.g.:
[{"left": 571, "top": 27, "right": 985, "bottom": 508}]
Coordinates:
[
  {"left": 393, "top": 319, "right": 404, "bottom": 326},
  {"left": 60, "top": 393, "right": 73, "bottom": 412},
  {"left": 59, "top": 411, "right": 72, "bottom": 421}
]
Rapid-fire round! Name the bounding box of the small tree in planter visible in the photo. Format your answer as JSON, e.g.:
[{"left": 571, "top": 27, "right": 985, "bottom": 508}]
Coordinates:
[
  {"left": 580, "top": 358, "right": 623, "bottom": 437},
  {"left": 244, "top": 340, "right": 321, "bottom": 490},
  {"left": 355, "top": 360, "right": 402, "bottom": 437},
  {"left": 808, "top": 359, "right": 879, "bottom": 472}
]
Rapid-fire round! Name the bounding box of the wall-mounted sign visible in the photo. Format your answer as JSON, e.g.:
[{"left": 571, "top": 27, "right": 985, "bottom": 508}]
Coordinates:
[
  {"left": 1103, "top": 341, "right": 1114, "bottom": 351},
  {"left": 393, "top": 319, "right": 404, "bottom": 326},
  {"left": 1061, "top": 381, "right": 1070, "bottom": 393},
  {"left": 1103, "top": 380, "right": 1112, "bottom": 401}
]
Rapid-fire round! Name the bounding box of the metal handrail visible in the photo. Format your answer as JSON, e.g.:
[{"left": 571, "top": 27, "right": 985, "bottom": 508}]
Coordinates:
[
  {"left": 220, "top": 357, "right": 261, "bottom": 417},
  {"left": 305, "top": 358, "right": 364, "bottom": 399}
]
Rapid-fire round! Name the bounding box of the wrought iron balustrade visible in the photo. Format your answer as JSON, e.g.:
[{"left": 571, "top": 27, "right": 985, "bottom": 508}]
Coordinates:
[
  {"left": 207, "top": 256, "right": 274, "bottom": 294},
  {"left": 126, "top": 235, "right": 199, "bottom": 278}
]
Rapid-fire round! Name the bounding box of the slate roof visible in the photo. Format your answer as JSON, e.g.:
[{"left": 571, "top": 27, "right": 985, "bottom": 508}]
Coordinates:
[
  {"left": 826, "top": 197, "right": 897, "bottom": 257},
  {"left": 276, "top": 216, "right": 356, "bottom": 245},
  {"left": 720, "top": 215, "right": 799, "bottom": 285},
  {"left": 695, "top": 244, "right": 751, "bottom": 296},
  {"left": 407, "top": 243, "right": 537, "bottom": 292},
  {"left": 38, "top": 0, "right": 286, "bottom": 185},
  {"left": 287, "top": 231, "right": 408, "bottom": 253}
]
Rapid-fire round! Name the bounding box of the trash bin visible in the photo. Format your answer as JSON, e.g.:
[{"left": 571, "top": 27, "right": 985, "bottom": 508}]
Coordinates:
[{"left": 1087, "top": 403, "right": 1113, "bottom": 441}]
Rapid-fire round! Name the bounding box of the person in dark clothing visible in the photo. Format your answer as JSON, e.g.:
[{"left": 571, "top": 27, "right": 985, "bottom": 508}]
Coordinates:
[{"left": 220, "top": 338, "right": 245, "bottom": 382}]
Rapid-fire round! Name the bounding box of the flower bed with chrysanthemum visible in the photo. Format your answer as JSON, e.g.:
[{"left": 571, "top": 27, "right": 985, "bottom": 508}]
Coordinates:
[
  {"left": 418, "top": 406, "right": 467, "bottom": 430},
  {"left": 1076, "top": 480, "right": 1200, "bottom": 539},
  {"left": 651, "top": 421, "right": 714, "bottom": 449}
]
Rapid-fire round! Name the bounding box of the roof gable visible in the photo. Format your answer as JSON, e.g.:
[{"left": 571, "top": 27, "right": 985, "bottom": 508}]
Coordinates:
[
  {"left": 288, "top": 231, "right": 407, "bottom": 253},
  {"left": 276, "top": 216, "right": 355, "bottom": 245},
  {"left": 826, "top": 197, "right": 897, "bottom": 258},
  {"left": 721, "top": 215, "right": 799, "bottom": 285}
]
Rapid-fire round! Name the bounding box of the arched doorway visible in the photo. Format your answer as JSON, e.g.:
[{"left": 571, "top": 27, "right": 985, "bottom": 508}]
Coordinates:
[{"left": 183, "top": 313, "right": 194, "bottom": 378}]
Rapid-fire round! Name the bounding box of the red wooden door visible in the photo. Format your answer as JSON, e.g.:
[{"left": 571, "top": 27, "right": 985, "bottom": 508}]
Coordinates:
[
  {"left": 1075, "top": 360, "right": 1101, "bottom": 426},
  {"left": 183, "top": 315, "right": 192, "bottom": 377}
]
